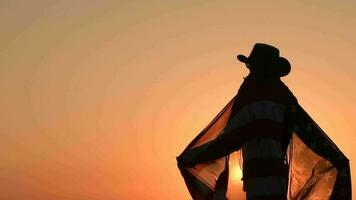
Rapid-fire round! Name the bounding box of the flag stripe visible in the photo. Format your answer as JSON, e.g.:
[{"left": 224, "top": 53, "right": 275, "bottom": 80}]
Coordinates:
[
  {"left": 244, "top": 176, "right": 288, "bottom": 199},
  {"left": 243, "top": 158, "right": 289, "bottom": 179},
  {"left": 243, "top": 138, "right": 284, "bottom": 160},
  {"left": 225, "top": 100, "right": 286, "bottom": 133}
]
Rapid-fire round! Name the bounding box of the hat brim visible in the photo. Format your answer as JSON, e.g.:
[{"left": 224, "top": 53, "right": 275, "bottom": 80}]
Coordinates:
[
  {"left": 237, "top": 55, "right": 248, "bottom": 63},
  {"left": 275, "top": 57, "right": 291, "bottom": 77}
]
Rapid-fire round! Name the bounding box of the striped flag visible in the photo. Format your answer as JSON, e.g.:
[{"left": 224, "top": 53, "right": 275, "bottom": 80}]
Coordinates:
[{"left": 177, "top": 77, "right": 351, "bottom": 200}]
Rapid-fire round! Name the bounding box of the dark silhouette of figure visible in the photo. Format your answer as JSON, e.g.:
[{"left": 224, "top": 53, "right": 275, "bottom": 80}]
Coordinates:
[{"left": 178, "top": 43, "right": 294, "bottom": 200}]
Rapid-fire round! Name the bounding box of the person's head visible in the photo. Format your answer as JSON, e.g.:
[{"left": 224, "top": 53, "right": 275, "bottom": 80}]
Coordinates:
[{"left": 237, "top": 43, "right": 291, "bottom": 79}]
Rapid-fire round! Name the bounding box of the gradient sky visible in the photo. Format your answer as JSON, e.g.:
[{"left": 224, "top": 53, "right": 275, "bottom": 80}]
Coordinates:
[{"left": 1, "top": 1, "right": 356, "bottom": 199}]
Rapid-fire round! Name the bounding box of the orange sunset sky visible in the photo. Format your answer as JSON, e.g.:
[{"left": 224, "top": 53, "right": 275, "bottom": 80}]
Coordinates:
[{"left": 1, "top": 1, "right": 356, "bottom": 199}]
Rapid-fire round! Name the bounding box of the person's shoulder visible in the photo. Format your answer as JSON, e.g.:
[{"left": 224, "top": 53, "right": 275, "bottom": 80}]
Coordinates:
[{"left": 234, "top": 76, "right": 298, "bottom": 109}]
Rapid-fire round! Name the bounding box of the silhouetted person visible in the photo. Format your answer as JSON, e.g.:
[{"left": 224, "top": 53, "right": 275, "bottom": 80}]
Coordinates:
[{"left": 178, "top": 43, "right": 295, "bottom": 200}]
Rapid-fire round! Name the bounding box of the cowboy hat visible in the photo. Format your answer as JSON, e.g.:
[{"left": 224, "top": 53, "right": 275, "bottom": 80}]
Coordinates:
[{"left": 237, "top": 43, "right": 291, "bottom": 77}]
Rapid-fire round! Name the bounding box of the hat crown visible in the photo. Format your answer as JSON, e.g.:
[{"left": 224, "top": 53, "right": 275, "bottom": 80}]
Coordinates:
[{"left": 248, "top": 43, "right": 280, "bottom": 63}]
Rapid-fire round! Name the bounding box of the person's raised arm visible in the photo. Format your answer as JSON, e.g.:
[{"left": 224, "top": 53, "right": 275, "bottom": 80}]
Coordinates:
[{"left": 177, "top": 124, "right": 250, "bottom": 167}]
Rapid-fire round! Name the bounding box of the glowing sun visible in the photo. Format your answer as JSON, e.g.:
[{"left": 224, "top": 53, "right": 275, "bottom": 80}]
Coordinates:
[{"left": 231, "top": 165, "right": 243, "bottom": 182}]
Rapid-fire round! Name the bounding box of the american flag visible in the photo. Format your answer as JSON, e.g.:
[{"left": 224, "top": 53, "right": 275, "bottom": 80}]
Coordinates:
[{"left": 177, "top": 77, "right": 351, "bottom": 200}]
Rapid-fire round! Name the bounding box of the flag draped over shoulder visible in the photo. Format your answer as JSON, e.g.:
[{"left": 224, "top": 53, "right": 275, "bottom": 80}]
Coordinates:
[{"left": 177, "top": 77, "right": 351, "bottom": 200}]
